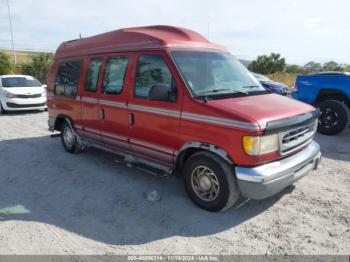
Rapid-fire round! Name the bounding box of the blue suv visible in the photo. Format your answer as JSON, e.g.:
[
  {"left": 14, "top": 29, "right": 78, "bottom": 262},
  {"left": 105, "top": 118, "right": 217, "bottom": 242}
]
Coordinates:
[{"left": 292, "top": 72, "right": 350, "bottom": 135}]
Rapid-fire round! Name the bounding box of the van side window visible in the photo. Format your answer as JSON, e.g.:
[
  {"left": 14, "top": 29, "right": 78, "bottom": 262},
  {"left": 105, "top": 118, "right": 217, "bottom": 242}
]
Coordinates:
[
  {"left": 55, "top": 60, "right": 83, "bottom": 98},
  {"left": 135, "top": 55, "right": 173, "bottom": 99},
  {"left": 102, "top": 56, "right": 129, "bottom": 95},
  {"left": 85, "top": 58, "right": 102, "bottom": 92}
]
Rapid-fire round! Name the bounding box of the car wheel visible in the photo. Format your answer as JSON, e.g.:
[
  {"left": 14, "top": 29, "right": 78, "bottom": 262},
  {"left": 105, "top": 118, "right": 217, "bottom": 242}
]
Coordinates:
[
  {"left": 0, "top": 102, "right": 7, "bottom": 114},
  {"left": 184, "top": 151, "right": 240, "bottom": 212},
  {"left": 61, "top": 121, "right": 79, "bottom": 153},
  {"left": 317, "top": 100, "right": 350, "bottom": 135}
]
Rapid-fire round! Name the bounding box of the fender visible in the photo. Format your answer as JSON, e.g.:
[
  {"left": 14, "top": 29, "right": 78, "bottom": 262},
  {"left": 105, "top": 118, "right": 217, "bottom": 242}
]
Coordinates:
[
  {"left": 175, "top": 141, "right": 234, "bottom": 170},
  {"left": 55, "top": 114, "right": 86, "bottom": 148}
]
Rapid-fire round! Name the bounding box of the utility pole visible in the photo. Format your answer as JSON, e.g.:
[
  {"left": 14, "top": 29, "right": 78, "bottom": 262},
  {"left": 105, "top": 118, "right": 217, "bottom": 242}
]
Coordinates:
[
  {"left": 207, "top": 22, "right": 210, "bottom": 40},
  {"left": 6, "top": 0, "right": 17, "bottom": 65}
]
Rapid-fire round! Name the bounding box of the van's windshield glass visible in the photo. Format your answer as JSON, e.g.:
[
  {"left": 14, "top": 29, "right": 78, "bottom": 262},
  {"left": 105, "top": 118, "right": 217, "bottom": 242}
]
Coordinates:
[
  {"left": 171, "top": 51, "right": 267, "bottom": 98},
  {"left": 1, "top": 77, "right": 42, "bottom": 88}
]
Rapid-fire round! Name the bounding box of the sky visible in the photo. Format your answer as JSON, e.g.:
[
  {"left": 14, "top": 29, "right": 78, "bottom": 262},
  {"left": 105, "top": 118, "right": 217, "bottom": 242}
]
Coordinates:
[{"left": 0, "top": 0, "right": 350, "bottom": 65}]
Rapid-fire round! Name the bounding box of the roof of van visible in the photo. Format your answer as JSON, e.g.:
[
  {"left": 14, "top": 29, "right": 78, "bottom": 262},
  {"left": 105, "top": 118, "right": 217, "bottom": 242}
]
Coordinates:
[{"left": 55, "top": 25, "right": 227, "bottom": 59}]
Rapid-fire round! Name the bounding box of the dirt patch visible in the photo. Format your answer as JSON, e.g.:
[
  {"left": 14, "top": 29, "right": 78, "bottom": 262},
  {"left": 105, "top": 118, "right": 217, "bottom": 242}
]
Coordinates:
[{"left": 0, "top": 111, "right": 349, "bottom": 255}]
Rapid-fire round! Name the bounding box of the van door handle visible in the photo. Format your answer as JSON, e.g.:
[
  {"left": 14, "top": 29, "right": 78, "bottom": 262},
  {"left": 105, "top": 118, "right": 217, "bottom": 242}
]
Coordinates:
[
  {"left": 99, "top": 109, "right": 105, "bottom": 120},
  {"left": 129, "top": 113, "right": 134, "bottom": 126}
]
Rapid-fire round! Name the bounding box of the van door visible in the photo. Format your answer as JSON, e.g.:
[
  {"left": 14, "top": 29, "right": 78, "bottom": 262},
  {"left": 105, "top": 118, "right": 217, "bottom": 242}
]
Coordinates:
[
  {"left": 99, "top": 54, "right": 131, "bottom": 153},
  {"left": 128, "top": 52, "right": 182, "bottom": 167},
  {"left": 81, "top": 57, "right": 103, "bottom": 142}
]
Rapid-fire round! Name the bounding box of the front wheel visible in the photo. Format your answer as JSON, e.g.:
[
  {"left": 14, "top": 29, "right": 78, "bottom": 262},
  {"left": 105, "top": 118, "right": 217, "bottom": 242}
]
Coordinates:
[
  {"left": 184, "top": 152, "right": 240, "bottom": 212},
  {"left": 317, "top": 100, "right": 349, "bottom": 135},
  {"left": 0, "top": 102, "right": 7, "bottom": 114}
]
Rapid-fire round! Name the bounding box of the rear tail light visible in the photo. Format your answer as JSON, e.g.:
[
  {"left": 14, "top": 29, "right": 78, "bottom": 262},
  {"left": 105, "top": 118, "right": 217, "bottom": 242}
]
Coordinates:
[{"left": 294, "top": 82, "right": 298, "bottom": 91}]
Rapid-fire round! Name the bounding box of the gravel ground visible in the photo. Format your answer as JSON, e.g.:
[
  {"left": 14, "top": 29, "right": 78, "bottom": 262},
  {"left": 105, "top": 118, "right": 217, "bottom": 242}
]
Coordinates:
[{"left": 0, "top": 111, "right": 349, "bottom": 255}]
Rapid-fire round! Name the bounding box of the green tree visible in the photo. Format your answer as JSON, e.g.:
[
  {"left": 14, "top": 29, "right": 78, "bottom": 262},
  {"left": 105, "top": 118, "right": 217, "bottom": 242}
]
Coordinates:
[
  {"left": 304, "top": 61, "right": 322, "bottom": 73},
  {"left": 19, "top": 53, "right": 53, "bottom": 83},
  {"left": 322, "top": 61, "right": 344, "bottom": 71},
  {"left": 0, "top": 51, "right": 13, "bottom": 75},
  {"left": 286, "top": 64, "right": 303, "bottom": 73},
  {"left": 345, "top": 65, "right": 350, "bottom": 72},
  {"left": 248, "top": 53, "right": 286, "bottom": 74}
]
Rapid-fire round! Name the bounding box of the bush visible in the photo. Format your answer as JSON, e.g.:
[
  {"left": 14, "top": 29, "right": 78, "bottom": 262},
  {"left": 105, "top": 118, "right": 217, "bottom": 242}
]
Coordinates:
[
  {"left": 322, "top": 61, "right": 344, "bottom": 72},
  {"left": 0, "top": 51, "right": 13, "bottom": 75},
  {"left": 285, "top": 64, "right": 303, "bottom": 73},
  {"left": 19, "top": 53, "right": 53, "bottom": 83}
]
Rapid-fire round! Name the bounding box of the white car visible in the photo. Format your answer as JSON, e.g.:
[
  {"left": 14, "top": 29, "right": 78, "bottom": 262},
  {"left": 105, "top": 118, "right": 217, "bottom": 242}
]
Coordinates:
[{"left": 0, "top": 75, "right": 47, "bottom": 113}]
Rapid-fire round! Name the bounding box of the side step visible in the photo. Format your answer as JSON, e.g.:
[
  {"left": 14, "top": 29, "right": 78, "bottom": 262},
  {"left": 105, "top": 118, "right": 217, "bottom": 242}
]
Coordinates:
[
  {"left": 88, "top": 140, "right": 172, "bottom": 177},
  {"left": 133, "top": 162, "right": 170, "bottom": 177}
]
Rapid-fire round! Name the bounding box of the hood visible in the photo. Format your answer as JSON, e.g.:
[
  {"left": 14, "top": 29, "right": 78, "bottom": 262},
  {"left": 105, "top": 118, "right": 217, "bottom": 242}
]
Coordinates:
[
  {"left": 207, "top": 93, "right": 315, "bottom": 128},
  {"left": 2, "top": 86, "right": 44, "bottom": 95}
]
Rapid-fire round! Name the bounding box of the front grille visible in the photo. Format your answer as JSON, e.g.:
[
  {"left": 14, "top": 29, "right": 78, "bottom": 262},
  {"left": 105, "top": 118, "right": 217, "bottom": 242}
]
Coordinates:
[
  {"left": 15, "top": 94, "right": 42, "bottom": 98},
  {"left": 279, "top": 121, "right": 317, "bottom": 155},
  {"left": 6, "top": 102, "right": 47, "bottom": 108}
]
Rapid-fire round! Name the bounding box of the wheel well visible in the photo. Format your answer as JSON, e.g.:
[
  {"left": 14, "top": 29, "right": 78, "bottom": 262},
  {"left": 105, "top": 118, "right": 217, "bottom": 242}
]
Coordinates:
[
  {"left": 316, "top": 89, "right": 349, "bottom": 107},
  {"left": 54, "top": 115, "right": 70, "bottom": 131},
  {"left": 176, "top": 148, "right": 204, "bottom": 172},
  {"left": 175, "top": 144, "right": 234, "bottom": 175}
]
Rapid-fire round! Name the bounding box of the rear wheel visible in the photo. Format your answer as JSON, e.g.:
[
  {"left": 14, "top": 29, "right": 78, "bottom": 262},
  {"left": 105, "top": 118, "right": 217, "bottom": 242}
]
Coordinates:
[
  {"left": 184, "top": 152, "right": 240, "bottom": 212},
  {"left": 61, "top": 121, "right": 79, "bottom": 153},
  {"left": 317, "top": 100, "right": 349, "bottom": 135}
]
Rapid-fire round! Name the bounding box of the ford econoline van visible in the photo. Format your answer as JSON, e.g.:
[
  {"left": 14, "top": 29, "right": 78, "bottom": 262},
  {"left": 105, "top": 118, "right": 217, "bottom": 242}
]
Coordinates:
[{"left": 48, "top": 26, "right": 321, "bottom": 211}]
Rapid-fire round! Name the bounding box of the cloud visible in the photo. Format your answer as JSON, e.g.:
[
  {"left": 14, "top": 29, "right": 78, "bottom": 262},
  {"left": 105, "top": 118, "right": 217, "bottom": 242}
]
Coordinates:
[
  {"left": 281, "top": 0, "right": 297, "bottom": 9},
  {"left": 0, "top": 0, "right": 349, "bottom": 64}
]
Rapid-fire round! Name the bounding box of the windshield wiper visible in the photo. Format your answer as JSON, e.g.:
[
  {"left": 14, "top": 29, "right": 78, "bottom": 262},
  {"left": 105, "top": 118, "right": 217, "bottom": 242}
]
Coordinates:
[
  {"left": 198, "top": 88, "right": 231, "bottom": 95},
  {"left": 194, "top": 89, "right": 249, "bottom": 102},
  {"left": 242, "top": 85, "right": 262, "bottom": 89},
  {"left": 198, "top": 88, "right": 249, "bottom": 96}
]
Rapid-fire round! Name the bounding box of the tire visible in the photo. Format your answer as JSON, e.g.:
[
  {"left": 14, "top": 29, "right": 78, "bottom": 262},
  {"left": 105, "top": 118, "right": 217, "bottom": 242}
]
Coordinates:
[
  {"left": 0, "top": 102, "right": 7, "bottom": 114},
  {"left": 317, "top": 100, "right": 350, "bottom": 135},
  {"left": 183, "top": 151, "right": 240, "bottom": 212},
  {"left": 61, "top": 121, "right": 79, "bottom": 153}
]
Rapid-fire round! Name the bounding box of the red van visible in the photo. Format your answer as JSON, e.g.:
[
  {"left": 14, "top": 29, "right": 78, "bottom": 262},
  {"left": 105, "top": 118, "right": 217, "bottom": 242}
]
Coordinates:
[{"left": 48, "top": 26, "right": 321, "bottom": 211}]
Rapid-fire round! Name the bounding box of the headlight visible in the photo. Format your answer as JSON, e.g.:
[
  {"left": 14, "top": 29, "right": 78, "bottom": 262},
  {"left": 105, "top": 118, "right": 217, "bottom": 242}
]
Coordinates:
[
  {"left": 243, "top": 134, "right": 279, "bottom": 156},
  {"left": 3, "top": 90, "right": 15, "bottom": 98}
]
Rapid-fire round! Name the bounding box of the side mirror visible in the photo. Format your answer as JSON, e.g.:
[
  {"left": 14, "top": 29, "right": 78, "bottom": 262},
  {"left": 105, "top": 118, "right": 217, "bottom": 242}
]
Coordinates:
[
  {"left": 148, "top": 84, "right": 176, "bottom": 102},
  {"left": 42, "top": 84, "right": 47, "bottom": 89}
]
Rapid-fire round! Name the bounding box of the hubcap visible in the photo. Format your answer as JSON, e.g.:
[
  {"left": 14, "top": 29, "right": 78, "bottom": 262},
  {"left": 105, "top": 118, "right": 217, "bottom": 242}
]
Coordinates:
[
  {"left": 63, "top": 126, "right": 75, "bottom": 148},
  {"left": 191, "top": 165, "right": 220, "bottom": 202},
  {"left": 320, "top": 108, "right": 338, "bottom": 128}
]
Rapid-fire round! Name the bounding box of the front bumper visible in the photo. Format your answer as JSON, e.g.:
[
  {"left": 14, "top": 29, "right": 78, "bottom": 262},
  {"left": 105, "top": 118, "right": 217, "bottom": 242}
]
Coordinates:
[
  {"left": 235, "top": 141, "right": 321, "bottom": 199},
  {"left": 1, "top": 97, "right": 47, "bottom": 111}
]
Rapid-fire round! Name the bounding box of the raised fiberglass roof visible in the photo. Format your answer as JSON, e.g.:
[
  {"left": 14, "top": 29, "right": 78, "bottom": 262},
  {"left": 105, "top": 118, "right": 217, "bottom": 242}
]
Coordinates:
[{"left": 55, "top": 25, "right": 227, "bottom": 58}]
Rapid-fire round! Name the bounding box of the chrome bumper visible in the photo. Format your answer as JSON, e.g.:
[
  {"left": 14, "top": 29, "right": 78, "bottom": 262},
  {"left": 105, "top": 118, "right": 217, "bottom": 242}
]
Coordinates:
[{"left": 235, "top": 141, "right": 321, "bottom": 199}]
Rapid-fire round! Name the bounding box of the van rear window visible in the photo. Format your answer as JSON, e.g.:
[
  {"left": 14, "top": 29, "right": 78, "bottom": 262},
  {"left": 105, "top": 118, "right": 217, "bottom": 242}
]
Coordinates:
[{"left": 55, "top": 60, "right": 83, "bottom": 98}]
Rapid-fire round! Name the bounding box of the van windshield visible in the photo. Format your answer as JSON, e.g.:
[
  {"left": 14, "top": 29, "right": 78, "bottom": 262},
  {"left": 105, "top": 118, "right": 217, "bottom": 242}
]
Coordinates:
[
  {"left": 171, "top": 51, "right": 267, "bottom": 98},
  {"left": 1, "top": 77, "right": 42, "bottom": 88}
]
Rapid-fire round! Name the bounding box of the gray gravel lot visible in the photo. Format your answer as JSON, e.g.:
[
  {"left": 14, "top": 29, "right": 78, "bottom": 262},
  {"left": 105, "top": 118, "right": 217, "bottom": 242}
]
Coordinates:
[{"left": 0, "top": 111, "right": 349, "bottom": 255}]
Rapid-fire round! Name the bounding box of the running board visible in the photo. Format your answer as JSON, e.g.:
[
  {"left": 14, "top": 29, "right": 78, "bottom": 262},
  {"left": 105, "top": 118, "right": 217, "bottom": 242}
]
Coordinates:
[
  {"left": 133, "top": 162, "right": 170, "bottom": 177},
  {"left": 86, "top": 139, "right": 173, "bottom": 177}
]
